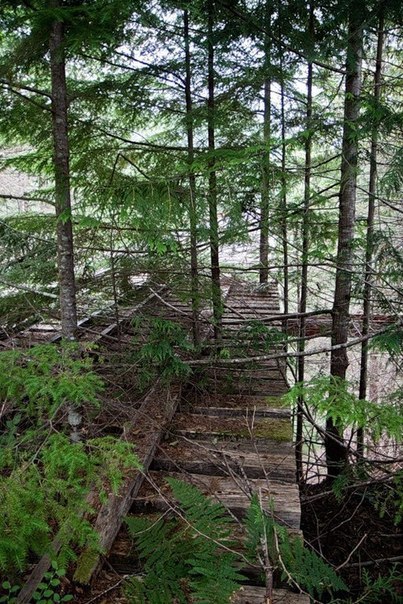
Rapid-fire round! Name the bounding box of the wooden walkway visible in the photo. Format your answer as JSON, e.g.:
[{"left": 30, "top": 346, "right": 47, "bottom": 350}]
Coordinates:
[
  {"left": 13, "top": 280, "right": 308, "bottom": 603},
  {"left": 105, "top": 281, "right": 307, "bottom": 603}
]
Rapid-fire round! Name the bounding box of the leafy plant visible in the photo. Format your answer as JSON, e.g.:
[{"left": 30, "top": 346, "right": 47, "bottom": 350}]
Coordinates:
[
  {"left": 125, "top": 479, "right": 351, "bottom": 603},
  {"left": 132, "top": 318, "right": 192, "bottom": 386},
  {"left": 0, "top": 432, "right": 140, "bottom": 575},
  {"left": 0, "top": 342, "right": 104, "bottom": 421},
  {"left": 244, "top": 494, "right": 348, "bottom": 600},
  {"left": 31, "top": 561, "right": 73, "bottom": 603},
  {"left": 332, "top": 567, "right": 403, "bottom": 603},
  {"left": 124, "top": 478, "right": 244, "bottom": 603},
  {"left": 0, "top": 580, "right": 20, "bottom": 603},
  {"left": 284, "top": 376, "right": 403, "bottom": 442}
]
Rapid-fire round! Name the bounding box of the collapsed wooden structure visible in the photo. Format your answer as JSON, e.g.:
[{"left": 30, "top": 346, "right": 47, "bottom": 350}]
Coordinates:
[{"left": 10, "top": 279, "right": 309, "bottom": 603}]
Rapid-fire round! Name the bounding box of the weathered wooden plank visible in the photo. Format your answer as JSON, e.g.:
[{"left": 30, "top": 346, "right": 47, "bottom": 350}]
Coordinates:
[
  {"left": 222, "top": 308, "right": 280, "bottom": 316},
  {"left": 191, "top": 394, "right": 285, "bottom": 407},
  {"left": 189, "top": 406, "right": 290, "bottom": 419},
  {"left": 204, "top": 383, "right": 288, "bottom": 397},
  {"left": 231, "top": 586, "right": 309, "bottom": 603},
  {"left": 152, "top": 441, "right": 295, "bottom": 481},
  {"left": 73, "top": 384, "right": 182, "bottom": 585},
  {"left": 205, "top": 365, "right": 285, "bottom": 374},
  {"left": 172, "top": 413, "right": 292, "bottom": 442},
  {"left": 131, "top": 472, "right": 301, "bottom": 528}
]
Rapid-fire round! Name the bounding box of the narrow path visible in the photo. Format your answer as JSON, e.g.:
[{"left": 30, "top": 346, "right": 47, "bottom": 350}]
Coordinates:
[
  {"left": 101, "top": 280, "right": 307, "bottom": 603},
  {"left": 14, "top": 279, "right": 308, "bottom": 603}
]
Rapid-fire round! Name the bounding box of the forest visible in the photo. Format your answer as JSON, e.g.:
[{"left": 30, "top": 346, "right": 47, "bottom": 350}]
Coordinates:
[{"left": 0, "top": 0, "right": 402, "bottom": 603}]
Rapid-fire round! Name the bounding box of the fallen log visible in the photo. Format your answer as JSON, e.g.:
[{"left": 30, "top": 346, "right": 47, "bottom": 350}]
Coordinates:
[{"left": 73, "top": 383, "right": 182, "bottom": 584}]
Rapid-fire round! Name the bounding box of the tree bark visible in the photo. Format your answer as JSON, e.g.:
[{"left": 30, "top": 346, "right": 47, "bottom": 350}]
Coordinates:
[
  {"left": 184, "top": 9, "right": 200, "bottom": 348},
  {"left": 358, "top": 11, "right": 384, "bottom": 454},
  {"left": 49, "top": 4, "right": 77, "bottom": 339},
  {"left": 280, "top": 75, "right": 288, "bottom": 322},
  {"left": 259, "top": 6, "right": 271, "bottom": 285},
  {"left": 296, "top": 4, "right": 314, "bottom": 484},
  {"left": 278, "top": 13, "right": 289, "bottom": 347},
  {"left": 328, "top": 6, "right": 363, "bottom": 476},
  {"left": 207, "top": 0, "right": 222, "bottom": 342}
]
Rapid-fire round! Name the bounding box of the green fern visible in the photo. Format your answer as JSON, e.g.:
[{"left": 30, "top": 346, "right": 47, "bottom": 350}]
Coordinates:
[
  {"left": 125, "top": 478, "right": 244, "bottom": 604},
  {"left": 131, "top": 318, "right": 192, "bottom": 388},
  {"left": 244, "top": 494, "right": 348, "bottom": 599},
  {"left": 0, "top": 342, "right": 104, "bottom": 421}
]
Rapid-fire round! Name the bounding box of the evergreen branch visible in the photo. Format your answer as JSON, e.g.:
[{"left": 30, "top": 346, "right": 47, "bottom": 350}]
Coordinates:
[
  {"left": 216, "top": 0, "right": 347, "bottom": 75},
  {"left": 187, "top": 321, "right": 403, "bottom": 366},
  {"left": 0, "top": 193, "right": 54, "bottom": 206},
  {"left": 0, "top": 78, "right": 51, "bottom": 98},
  {"left": 0, "top": 278, "right": 58, "bottom": 299},
  {"left": 0, "top": 83, "right": 52, "bottom": 113}
]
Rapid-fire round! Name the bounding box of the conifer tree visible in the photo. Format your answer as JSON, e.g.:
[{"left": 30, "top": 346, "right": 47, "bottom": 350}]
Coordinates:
[{"left": 328, "top": 2, "right": 364, "bottom": 476}]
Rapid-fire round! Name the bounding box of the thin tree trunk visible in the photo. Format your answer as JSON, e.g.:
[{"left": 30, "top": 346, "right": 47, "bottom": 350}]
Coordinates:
[
  {"left": 207, "top": 0, "right": 222, "bottom": 342},
  {"left": 259, "top": 8, "right": 271, "bottom": 284},
  {"left": 49, "top": 6, "right": 77, "bottom": 339},
  {"left": 296, "top": 4, "right": 314, "bottom": 484},
  {"left": 328, "top": 8, "right": 363, "bottom": 476},
  {"left": 280, "top": 78, "right": 288, "bottom": 321},
  {"left": 279, "top": 34, "right": 289, "bottom": 348},
  {"left": 358, "top": 11, "right": 384, "bottom": 454},
  {"left": 184, "top": 9, "right": 200, "bottom": 348}
]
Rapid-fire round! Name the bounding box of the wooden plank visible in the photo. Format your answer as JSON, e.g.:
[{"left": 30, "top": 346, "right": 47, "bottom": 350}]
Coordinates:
[
  {"left": 172, "top": 413, "right": 292, "bottom": 442},
  {"left": 222, "top": 309, "right": 280, "bottom": 317},
  {"left": 204, "top": 383, "right": 288, "bottom": 397},
  {"left": 190, "top": 394, "right": 285, "bottom": 407},
  {"left": 132, "top": 472, "right": 301, "bottom": 528},
  {"left": 231, "top": 586, "right": 309, "bottom": 603},
  {"left": 204, "top": 370, "right": 286, "bottom": 379},
  {"left": 152, "top": 441, "right": 295, "bottom": 481},
  {"left": 72, "top": 384, "right": 181, "bottom": 585},
  {"left": 189, "top": 406, "right": 290, "bottom": 419}
]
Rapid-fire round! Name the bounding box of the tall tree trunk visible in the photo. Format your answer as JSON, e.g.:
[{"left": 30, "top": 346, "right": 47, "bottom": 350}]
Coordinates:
[
  {"left": 296, "top": 5, "right": 314, "bottom": 484},
  {"left": 207, "top": 0, "right": 222, "bottom": 342},
  {"left": 259, "top": 7, "right": 271, "bottom": 285},
  {"left": 328, "top": 7, "right": 363, "bottom": 476},
  {"left": 49, "top": 6, "right": 77, "bottom": 339},
  {"left": 280, "top": 76, "right": 288, "bottom": 322},
  {"left": 184, "top": 9, "right": 200, "bottom": 348},
  {"left": 358, "top": 11, "right": 384, "bottom": 454}
]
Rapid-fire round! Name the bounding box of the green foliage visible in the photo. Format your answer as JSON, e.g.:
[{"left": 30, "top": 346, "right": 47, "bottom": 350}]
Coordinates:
[
  {"left": 284, "top": 376, "right": 403, "bottom": 442},
  {"left": 237, "top": 321, "right": 285, "bottom": 353},
  {"left": 244, "top": 494, "right": 348, "bottom": 599},
  {"left": 132, "top": 318, "right": 192, "bottom": 387},
  {"left": 373, "top": 470, "right": 403, "bottom": 527},
  {"left": 125, "top": 480, "right": 350, "bottom": 603},
  {"left": 0, "top": 214, "right": 57, "bottom": 288},
  {"left": 124, "top": 478, "right": 244, "bottom": 604},
  {"left": 31, "top": 561, "right": 73, "bottom": 603},
  {"left": 371, "top": 325, "right": 403, "bottom": 359},
  {"left": 0, "top": 342, "right": 103, "bottom": 421},
  {"left": 0, "top": 432, "right": 140, "bottom": 575},
  {"left": 332, "top": 567, "right": 403, "bottom": 603},
  {"left": 0, "top": 341, "right": 141, "bottom": 577},
  {"left": 0, "top": 580, "right": 20, "bottom": 603},
  {"left": 0, "top": 291, "right": 49, "bottom": 330},
  {"left": 1, "top": 564, "right": 73, "bottom": 603}
]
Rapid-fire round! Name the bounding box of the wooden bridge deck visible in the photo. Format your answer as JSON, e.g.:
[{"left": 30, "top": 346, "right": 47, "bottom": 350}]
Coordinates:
[
  {"left": 13, "top": 280, "right": 308, "bottom": 604},
  {"left": 105, "top": 280, "right": 306, "bottom": 603}
]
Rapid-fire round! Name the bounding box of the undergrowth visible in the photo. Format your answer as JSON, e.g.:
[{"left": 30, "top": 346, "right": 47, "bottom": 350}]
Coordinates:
[
  {"left": 125, "top": 478, "right": 244, "bottom": 603},
  {"left": 125, "top": 479, "right": 349, "bottom": 603},
  {"left": 0, "top": 342, "right": 141, "bottom": 579},
  {"left": 131, "top": 317, "right": 192, "bottom": 388}
]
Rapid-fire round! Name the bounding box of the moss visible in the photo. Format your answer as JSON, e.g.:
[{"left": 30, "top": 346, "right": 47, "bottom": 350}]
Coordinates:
[
  {"left": 73, "top": 548, "right": 99, "bottom": 584},
  {"left": 220, "top": 418, "right": 292, "bottom": 442},
  {"left": 264, "top": 395, "right": 286, "bottom": 408}
]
